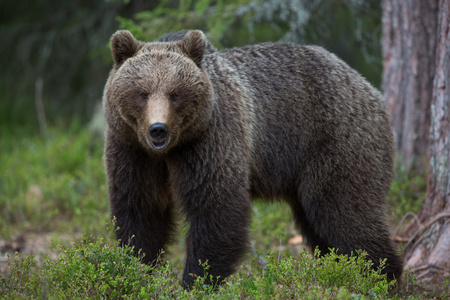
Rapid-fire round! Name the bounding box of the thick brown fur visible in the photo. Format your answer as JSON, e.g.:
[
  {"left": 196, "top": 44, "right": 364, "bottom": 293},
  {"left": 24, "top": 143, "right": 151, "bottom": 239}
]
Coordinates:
[{"left": 103, "top": 30, "right": 403, "bottom": 288}]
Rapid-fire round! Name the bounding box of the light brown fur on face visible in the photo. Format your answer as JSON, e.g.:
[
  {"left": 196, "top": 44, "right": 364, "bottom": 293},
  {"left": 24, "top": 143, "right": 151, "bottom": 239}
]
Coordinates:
[
  {"left": 104, "top": 31, "right": 213, "bottom": 154},
  {"left": 103, "top": 30, "right": 403, "bottom": 289}
]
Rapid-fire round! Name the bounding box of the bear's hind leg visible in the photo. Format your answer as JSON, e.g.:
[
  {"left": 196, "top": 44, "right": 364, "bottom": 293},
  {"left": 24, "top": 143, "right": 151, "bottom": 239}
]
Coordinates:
[
  {"left": 290, "top": 187, "right": 403, "bottom": 281},
  {"left": 288, "top": 200, "right": 332, "bottom": 256}
]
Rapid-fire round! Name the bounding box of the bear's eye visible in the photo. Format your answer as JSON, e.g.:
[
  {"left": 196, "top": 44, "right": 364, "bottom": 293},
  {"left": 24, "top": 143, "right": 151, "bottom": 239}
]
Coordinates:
[
  {"left": 139, "top": 92, "right": 148, "bottom": 101},
  {"left": 169, "top": 93, "right": 178, "bottom": 102}
]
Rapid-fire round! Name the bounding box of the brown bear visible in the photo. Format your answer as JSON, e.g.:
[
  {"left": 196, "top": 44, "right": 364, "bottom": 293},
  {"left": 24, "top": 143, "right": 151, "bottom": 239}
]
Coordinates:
[{"left": 103, "top": 29, "right": 403, "bottom": 288}]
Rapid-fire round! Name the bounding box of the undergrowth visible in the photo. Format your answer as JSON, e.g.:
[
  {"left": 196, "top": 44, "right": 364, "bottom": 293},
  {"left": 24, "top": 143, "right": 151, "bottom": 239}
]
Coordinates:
[{"left": 0, "top": 219, "right": 397, "bottom": 299}]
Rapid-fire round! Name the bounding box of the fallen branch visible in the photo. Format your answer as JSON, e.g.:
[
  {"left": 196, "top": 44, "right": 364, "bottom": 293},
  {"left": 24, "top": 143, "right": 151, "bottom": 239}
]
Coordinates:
[{"left": 404, "top": 210, "right": 450, "bottom": 253}]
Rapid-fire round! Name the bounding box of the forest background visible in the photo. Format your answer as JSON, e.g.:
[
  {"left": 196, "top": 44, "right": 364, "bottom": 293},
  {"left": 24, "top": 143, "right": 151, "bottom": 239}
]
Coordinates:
[{"left": 0, "top": 0, "right": 448, "bottom": 299}]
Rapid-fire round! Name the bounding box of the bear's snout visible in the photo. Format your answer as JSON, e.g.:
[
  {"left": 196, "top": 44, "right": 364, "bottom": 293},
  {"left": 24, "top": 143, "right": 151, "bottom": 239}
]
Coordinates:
[
  {"left": 149, "top": 123, "right": 168, "bottom": 140},
  {"left": 146, "top": 122, "right": 170, "bottom": 151}
]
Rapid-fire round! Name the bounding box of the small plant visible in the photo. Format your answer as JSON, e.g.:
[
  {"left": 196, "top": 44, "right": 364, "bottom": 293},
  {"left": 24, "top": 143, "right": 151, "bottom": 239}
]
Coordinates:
[
  {"left": 233, "top": 249, "right": 396, "bottom": 299},
  {"left": 42, "top": 219, "right": 183, "bottom": 299},
  {"left": 0, "top": 253, "right": 43, "bottom": 299},
  {"left": 0, "top": 219, "right": 182, "bottom": 299},
  {"left": 186, "top": 261, "right": 221, "bottom": 298},
  {"left": 45, "top": 234, "right": 148, "bottom": 298},
  {"left": 441, "top": 275, "right": 450, "bottom": 299}
]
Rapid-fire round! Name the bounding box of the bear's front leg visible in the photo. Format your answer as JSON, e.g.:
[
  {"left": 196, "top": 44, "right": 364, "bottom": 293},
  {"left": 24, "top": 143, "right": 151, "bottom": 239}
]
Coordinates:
[
  {"left": 105, "top": 133, "right": 176, "bottom": 266},
  {"left": 168, "top": 151, "right": 252, "bottom": 289},
  {"left": 183, "top": 199, "right": 252, "bottom": 288}
]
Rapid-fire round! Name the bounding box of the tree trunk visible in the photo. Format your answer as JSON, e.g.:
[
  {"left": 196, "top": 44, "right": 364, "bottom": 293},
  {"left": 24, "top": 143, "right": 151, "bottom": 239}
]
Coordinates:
[
  {"left": 381, "top": 0, "right": 438, "bottom": 173},
  {"left": 384, "top": 0, "right": 450, "bottom": 292}
]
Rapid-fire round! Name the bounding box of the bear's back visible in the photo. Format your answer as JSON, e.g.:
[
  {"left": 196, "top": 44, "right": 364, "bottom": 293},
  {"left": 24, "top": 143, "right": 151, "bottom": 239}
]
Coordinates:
[{"left": 205, "top": 43, "right": 393, "bottom": 199}]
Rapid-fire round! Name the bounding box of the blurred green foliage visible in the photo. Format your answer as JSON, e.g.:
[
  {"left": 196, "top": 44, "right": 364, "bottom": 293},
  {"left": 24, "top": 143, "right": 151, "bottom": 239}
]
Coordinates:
[
  {"left": 0, "top": 0, "right": 154, "bottom": 133},
  {"left": 1, "top": 0, "right": 382, "bottom": 136},
  {"left": 0, "top": 124, "right": 108, "bottom": 238},
  {"left": 388, "top": 160, "right": 427, "bottom": 227},
  {"left": 120, "top": 0, "right": 382, "bottom": 83}
]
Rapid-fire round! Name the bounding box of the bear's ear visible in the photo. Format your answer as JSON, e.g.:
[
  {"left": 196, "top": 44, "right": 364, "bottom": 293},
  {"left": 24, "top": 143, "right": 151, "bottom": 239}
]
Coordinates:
[
  {"left": 177, "top": 30, "right": 207, "bottom": 68},
  {"left": 111, "top": 30, "right": 143, "bottom": 66}
]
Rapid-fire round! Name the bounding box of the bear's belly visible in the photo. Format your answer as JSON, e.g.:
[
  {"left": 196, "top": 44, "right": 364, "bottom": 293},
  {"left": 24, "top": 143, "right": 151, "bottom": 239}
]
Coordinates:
[{"left": 249, "top": 160, "right": 299, "bottom": 200}]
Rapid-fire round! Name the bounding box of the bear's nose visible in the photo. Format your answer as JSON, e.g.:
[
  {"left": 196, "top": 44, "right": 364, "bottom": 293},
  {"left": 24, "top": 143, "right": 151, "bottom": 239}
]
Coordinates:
[{"left": 149, "top": 123, "right": 168, "bottom": 140}]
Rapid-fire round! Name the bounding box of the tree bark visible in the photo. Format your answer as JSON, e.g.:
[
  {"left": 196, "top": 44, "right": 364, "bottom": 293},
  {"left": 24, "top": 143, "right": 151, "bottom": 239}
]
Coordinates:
[
  {"left": 385, "top": 0, "right": 450, "bottom": 291},
  {"left": 382, "top": 0, "right": 438, "bottom": 173}
]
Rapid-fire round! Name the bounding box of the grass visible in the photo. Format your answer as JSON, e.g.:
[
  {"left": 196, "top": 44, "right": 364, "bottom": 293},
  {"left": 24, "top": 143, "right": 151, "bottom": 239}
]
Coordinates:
[
  {"left": 1, "top": 221, "right": 397, "bottom": 299},
  {"left": 1, "top": 123, "right": 444, "bottom": 299},
  {"left": 0, "top": 122, "right": 109, "bottom": 239}
]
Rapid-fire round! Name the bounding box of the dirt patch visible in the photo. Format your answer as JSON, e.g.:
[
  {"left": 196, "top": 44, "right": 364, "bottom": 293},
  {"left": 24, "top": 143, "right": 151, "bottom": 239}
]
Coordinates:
[{"left": 0, "top": 230, "right": 76, "bottom": 274}]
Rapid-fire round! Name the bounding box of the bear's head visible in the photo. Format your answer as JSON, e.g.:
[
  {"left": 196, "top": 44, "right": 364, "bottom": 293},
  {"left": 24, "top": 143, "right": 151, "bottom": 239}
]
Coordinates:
[{"left": 103, "top": 30, "right": 214, "bottom": 154}]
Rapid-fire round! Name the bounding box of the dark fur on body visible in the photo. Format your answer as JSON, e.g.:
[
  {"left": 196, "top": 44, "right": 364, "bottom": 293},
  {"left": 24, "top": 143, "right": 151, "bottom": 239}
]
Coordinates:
[{"left": 103, "top": 30, "right": 403, "bottom": 288}]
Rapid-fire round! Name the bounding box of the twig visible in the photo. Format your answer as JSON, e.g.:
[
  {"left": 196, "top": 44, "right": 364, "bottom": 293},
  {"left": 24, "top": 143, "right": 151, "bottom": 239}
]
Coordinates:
[
  {"left": 393, "top": 236, "right": 409, "bottom": 243},
  {"left": 277, "top": 235, "right": 282, "bottom": 262},
  {"left": 394, "top": 211, "right": 423, "bottom": 235},
  {"left": 35, "top": 77, "right": 47, "bottom": 138},
  {"left": 404, "top": 210, "right": 450, "bottom": 252}
]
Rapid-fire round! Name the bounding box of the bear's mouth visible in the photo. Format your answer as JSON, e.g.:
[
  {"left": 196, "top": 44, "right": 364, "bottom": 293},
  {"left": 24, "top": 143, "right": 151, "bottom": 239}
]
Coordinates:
[
  {"left": 144, "top": 134, "right": 169, "bottom": 151},
  {"left": 151, "top": 140, "right": 168, "bottom": 150}
]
